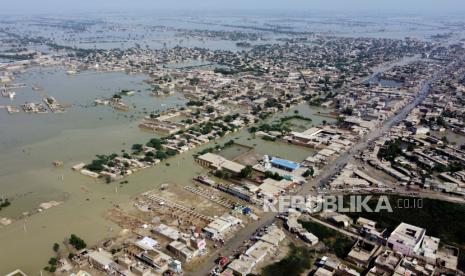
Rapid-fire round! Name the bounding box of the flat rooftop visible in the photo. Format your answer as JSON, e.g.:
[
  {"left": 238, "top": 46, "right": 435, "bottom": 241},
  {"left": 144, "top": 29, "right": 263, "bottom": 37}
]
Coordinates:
[
  {"left": 271, "top": 157, "right": 300, "bottom": 171},
  {"left": 389, "top": 222, "right": 425, "bottom": 246}
]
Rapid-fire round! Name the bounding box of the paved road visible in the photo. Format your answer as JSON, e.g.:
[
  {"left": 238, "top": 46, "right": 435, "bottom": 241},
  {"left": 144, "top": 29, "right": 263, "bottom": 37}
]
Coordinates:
[
  {"left": 191, "top": 60, "right": 457, "bottom": 276},
  {"left": 190, "top": 212, "right": 277, "bottom": 276},
  {"left": 310, "top": 65, "right": 451, "bottom": 190},
  {"left": 361, "top": 54, "right": 421, "bottom": 84}
]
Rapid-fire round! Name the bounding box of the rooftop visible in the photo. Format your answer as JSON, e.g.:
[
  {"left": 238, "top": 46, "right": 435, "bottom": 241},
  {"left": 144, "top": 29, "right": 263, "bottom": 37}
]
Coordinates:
[
  {"left": 271, "top": 157, "right": 300, "bottom": 171},
  {"left": 197, "top": 153, "right": 245, "bottom": 174},
  {"left": 389, "top": 222, "right": 426, "bottom": 247},
  {"left": 135, "top": 236, "right": 158, "bottom": 251}
]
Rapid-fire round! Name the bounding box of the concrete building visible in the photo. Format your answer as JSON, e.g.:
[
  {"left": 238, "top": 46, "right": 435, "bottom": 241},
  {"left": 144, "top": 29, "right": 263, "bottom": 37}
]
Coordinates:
[
  {"left": 203, "top": 214, "right": 242, "bottom": 239},
  {"left": 393, "top": 256, "right": 435, "bottom": 276},
  {"left": 259, "top": 226, "right": 286, "bottom": 246},
  {"left": 367, "top": 250, "right": 403, "bottom": 276},
  {"left": 270, "top": 157, "right": 300, "bottom": 172},
  {"left": 130, "top": 262, "right": 152, "bottom": 276},
  {"left": 135, "top": 236, "right": 158, "bottom": 251},
  {"left": 168, "top": 240, "right": 195, "bottom": 262},
  {"left": 284, "top": 211, "right": 319, "bottom": 245},
  {"left": 196, "top": 153, "right": 245, "bottom": 175},
  {"left": 139, "top": 249, "right": 172, "bottom": 272},
  {"left": 227, "top": 255, "right": 256, "bottom": 276},
  {"left": 153, "top": 223, "right": 183, "bottom": 241},
  {"left": 244, "top": 240, "right": 274, "bottom": 263},
  {"left": 418, "top": 235, "right": 440, "bottom": 264},
  {"left": 347, "top": 240, "right": 380, "bottom": 268},
  {"left": 387, "top": 223, "right": 426, "bottom": 256},
  {"left": 87, "top": 250, "right": 115, "bottom": 272},
  {"left": 126, "top": 242, "right": 173, "bottom": 273}
]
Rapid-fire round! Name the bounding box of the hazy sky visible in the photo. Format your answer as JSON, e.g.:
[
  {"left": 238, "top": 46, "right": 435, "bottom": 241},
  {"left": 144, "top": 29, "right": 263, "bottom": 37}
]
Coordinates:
[{"left": 2, "top": 0, "right": 465, "bottom": 15}]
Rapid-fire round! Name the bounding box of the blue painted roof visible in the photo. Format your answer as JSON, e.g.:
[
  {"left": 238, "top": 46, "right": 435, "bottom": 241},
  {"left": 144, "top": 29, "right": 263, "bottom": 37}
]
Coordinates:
[
  {"left": 243, "top": 207, "right": 252, "bottom": 214},
  {"left": 271, "top": 157, "right": 300, "bottom": 171}
]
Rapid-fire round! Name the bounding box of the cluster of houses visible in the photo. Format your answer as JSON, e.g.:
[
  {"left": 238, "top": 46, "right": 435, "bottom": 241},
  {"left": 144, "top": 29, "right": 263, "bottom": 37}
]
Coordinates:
[
  {"left": 283, "top": 210, "right": 319, "bottom": 245},
  {"left": 52, "top": 213, "right": 242, "bottom": 276},
  {"left": 285, "top": 127, "right": 356, "bottom": 170},
  {"left": 360, "top": 57, "right": 465, "bottom": 196},
  {"left": 1, "top": 53, "right": 66, "bottom": 114},
  {"left": 311, "top": 212, "right": 460, "bottom": 276},
  {"left": 60, "top": 238, "right": 182, "bottom": 275},
  {"left": 219, "top": 225, "right": 286, "bottom": 276},
  {"left": 73, "top": 112, "right": 252, "bottom": 181},
  {"left": 20, "top": 102, "right": 48, "bottom": 113},
  {"left": 195, "top": 153, "right": 301, "bottom": 202}
]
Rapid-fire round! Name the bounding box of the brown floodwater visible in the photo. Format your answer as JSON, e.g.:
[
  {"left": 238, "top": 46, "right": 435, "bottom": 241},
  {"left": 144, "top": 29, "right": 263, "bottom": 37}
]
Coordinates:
[{"left": 0, "top": 67, "right": 331, "bottom": 273}]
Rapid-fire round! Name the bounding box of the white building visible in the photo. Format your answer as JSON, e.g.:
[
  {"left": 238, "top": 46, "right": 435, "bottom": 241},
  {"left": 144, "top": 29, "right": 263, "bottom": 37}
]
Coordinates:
[
  {"left": 387, "top": 223, "right": 425, "bottom": 256},
  {"left": 227, "top": 255, "right": 256, "bottom": 276},
  {"left": 196, "top": 153, "right": 245, "bottom": 175},
  {"left": 135, "top": 237, "right": 158, "bottom": 251},
  {"left": 244, "top": 241, "right": 274, "bottom": 263},
  {"left": 418, "top": 235, "right": 440, "bottom": 264},
  {"left": 203, "top": 214, "right": 242, "bottom": 239},
  {"left": 88, "top": 250, "right": 115, "bottom": 272}
]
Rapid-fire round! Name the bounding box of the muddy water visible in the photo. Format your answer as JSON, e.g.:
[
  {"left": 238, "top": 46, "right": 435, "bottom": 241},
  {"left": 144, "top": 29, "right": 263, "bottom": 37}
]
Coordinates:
[
  {"left": 0, "top": 67, "right": 186, "bottom": 273},
  {"left": 0, "top": 67, "right": 331, "bottom": 273}
]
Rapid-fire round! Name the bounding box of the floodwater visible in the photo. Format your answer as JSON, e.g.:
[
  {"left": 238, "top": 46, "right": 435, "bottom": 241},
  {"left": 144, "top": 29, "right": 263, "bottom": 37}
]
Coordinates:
[
  {"left": 0, "top": 67, "right": 187, "bottom": 273},
  {"left": 368, "top": 76, "right": 405, "bottom": 88},
  {"left": 0, "top": 66, "right": 331, "bottom": 273},
  {"left": 0, "top": 12, "right": 464, "bottom": 273},
  {"left": 217, "top": 143, "right": 252, "bottom": 160},
  {"left": 2, "top": 11, "right": 444, "bottom": 273}
]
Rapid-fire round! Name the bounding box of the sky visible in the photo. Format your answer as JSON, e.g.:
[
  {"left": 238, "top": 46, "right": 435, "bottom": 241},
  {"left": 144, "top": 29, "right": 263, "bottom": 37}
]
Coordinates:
[{"left": 1, "top": 0, "right": 465, "bottom": 15}]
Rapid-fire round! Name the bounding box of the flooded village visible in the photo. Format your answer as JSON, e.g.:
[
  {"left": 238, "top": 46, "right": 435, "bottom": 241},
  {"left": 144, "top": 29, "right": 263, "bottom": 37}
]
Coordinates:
[{"left": 1, "top": 11, "right": 465, "bottom": 276}]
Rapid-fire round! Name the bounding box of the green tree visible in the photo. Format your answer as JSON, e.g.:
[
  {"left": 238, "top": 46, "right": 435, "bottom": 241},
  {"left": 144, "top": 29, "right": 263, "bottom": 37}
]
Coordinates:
[
  {"left": 342, "top": 107, "right": 353, "bottom": 116},
  {"left": 265, "top": 171, "right": 283, "bottom": 181},
  {"left": 378, "top": 139, "right": 402, "bottom": 162},
  {"left": 206, "top": 106, "right": 215, "bottom": 113},
  {"left": 336, "top": 116, "right": 346, "bottom": 124},
  {"left": 214, "top": 170, "right": 225, "bottom": 179},
  {"left": 302, "top": 167, "right": 314, "bottom": 178},
  {"left": 147, "top": 138, "right": 162, "bottom": 150},
  {"left": 166, "top": 149, "right": 177, "bottom": 156},
  {"left": 69, "top": 234, "right": 87, "bottom": 250},
  {"left": 224, "top": 115, "right": 233, "bottom": 122},
  {"left": 53, "top": 243, "right": 60, "bottom": 252},
  {"left": 142, "top": 156, "right": 154, "bottom": 163},
  {"left": 131, "top": 143, "right": 143, "bottom": 153},
  {"left": 0, "top": 198, "right": 11, "bottom": 209},
  {"left": 239, "top": 165, "right": 253, "bottom": 178},
  {"left": 48, "top": 257, "right": 58, "bottom": 266},
  {"left": 262, "top": 244, "right": 314, "bottom": 276},
  {"left": 156, "top": 150, "right": 167, "bottom": 160}
]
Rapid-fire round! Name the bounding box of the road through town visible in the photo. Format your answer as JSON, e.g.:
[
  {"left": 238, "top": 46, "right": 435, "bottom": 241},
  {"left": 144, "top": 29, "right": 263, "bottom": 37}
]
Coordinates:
[
  {"left": 190, "top": 59, "right": 455, "bottom": 276},
  {"left": 311, "top": 59, "right": 459, "bottom": 190}
]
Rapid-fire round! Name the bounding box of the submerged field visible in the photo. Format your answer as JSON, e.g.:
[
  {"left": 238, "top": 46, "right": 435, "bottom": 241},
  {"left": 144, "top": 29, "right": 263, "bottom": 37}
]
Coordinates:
[{"left": 0, "top": 68, "right": 331, "bottom": 273}]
